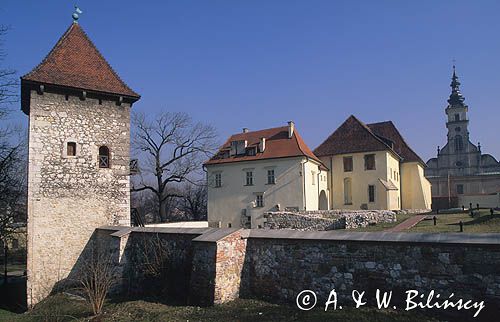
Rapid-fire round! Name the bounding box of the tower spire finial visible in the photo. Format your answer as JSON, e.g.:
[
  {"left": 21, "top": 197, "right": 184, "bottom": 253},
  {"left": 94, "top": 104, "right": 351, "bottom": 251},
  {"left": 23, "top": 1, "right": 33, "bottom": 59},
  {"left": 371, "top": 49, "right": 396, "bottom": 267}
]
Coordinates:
[
  {"left": 72, "top": 5, "right": 83, "bottom": 23},
  {"left": 448, "top": 62, "right": 465, "bottom": 106}
]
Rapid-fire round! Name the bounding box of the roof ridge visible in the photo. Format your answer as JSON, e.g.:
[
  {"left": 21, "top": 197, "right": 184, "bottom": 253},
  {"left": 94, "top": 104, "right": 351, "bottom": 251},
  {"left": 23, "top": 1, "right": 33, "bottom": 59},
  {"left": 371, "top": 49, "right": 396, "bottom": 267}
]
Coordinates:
[
  {"left": 74, "top": 23, "right": 139, "bottom": 97},
  {"left": 229, "top": 125, "right": 287, "bottom": 138},
  {"left": 369, "top": 121, "right": 425, "bottom": 165},
  {"left": 22, "top": 23, "right": 75, "bottom": 79}
]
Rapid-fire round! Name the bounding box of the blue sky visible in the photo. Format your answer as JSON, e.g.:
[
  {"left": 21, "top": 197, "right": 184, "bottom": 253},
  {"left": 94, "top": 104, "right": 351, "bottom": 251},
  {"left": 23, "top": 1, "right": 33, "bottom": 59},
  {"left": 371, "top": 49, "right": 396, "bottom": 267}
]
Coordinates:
[{"left": 1, "top": 0, "right": 500, "bottom": 161}]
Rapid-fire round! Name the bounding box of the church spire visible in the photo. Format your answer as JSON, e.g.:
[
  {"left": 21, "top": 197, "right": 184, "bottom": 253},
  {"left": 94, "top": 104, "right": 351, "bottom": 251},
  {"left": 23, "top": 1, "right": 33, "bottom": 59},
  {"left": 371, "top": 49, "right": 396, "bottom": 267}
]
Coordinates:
[{"left": 447, "top": 65, "right": 466, "bottom": 107}]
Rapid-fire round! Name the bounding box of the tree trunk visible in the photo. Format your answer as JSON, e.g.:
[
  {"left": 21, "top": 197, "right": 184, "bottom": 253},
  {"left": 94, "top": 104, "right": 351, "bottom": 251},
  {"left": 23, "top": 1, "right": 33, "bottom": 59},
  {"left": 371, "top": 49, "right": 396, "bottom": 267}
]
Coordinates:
[
  {"left": 3, "top": 243, "right": 7, "bottom": 285},
  {"left": 159, "top": 198, "right": 168, "bottom": 222}
]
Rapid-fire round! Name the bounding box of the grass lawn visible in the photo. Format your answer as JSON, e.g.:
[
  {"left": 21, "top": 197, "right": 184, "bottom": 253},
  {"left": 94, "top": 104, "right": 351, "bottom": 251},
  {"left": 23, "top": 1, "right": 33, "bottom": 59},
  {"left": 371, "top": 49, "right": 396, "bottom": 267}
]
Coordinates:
[
  {"left": 351, "top": 213, "right": 413, "bottom": 232},
  {"left": 0, "top": 293, "right": 440, "bottom": 322},
  {"left": 409, "top": 210, "right": 500, "bottom": 233}
]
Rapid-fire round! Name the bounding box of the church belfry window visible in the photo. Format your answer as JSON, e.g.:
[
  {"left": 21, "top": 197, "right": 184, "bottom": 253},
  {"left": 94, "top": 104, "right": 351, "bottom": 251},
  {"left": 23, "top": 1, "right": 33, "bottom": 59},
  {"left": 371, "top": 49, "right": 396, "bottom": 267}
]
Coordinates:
[
  {"left": 454, "top": 114, "right": 460, "bottom": 121},
  {"left": 67, "top": 142, "right": 77, "bottom": 156},
  {"left": 455, "top": 135, "right": 464, "bottom": 151},
  {"left": 99, "top": 146, "right": 110, "bottom": 168}
]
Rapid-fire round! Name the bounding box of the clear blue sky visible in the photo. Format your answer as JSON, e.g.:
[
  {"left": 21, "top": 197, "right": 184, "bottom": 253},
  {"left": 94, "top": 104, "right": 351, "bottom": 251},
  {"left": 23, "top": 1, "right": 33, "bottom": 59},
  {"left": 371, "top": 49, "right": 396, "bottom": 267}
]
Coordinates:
[{"left": 2, "top": 0, "right": 500, "bottom": 161}]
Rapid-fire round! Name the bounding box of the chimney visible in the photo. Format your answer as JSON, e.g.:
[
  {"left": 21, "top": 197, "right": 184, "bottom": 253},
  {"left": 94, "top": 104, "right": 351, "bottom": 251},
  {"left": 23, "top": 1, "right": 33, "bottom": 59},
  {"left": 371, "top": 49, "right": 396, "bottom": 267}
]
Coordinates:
[
  {"left": 259, "top": 137, "right": 266, "bottom": 152},
  {"left": 287, "top": 121, "right": 295, "bottom": 139},
  {"left": 243, "top": 128, "right": 249, "bottom": 133}
]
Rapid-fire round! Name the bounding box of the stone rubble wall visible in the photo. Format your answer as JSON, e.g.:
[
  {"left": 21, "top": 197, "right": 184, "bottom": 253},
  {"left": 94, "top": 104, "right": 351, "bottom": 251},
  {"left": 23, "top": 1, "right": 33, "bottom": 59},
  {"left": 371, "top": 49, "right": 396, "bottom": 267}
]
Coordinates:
[
  {"left": 26, "top": 92, "right": 131, "bottom": 306},
  {"left": 263, "top": 210, "right": 396, "bottom": 230},
  {"left": 93, "top": 227, "right": 500, "bottom": 318}
]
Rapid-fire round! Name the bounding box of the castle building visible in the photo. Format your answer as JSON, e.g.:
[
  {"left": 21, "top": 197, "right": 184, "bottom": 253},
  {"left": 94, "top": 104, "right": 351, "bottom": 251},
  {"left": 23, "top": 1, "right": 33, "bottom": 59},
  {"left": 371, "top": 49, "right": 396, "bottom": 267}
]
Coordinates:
[
  {"left": 425, "top": 68, "right": 500, "bottom": 208},
  {"left": 205, "top": 122, "right": 329, "bottom": 228},
  {"left": 21, "top": 20, "right": 139, "bottom": 305},
  {"left": 314, "top": 115, "right": 432, "bottom": 211}
]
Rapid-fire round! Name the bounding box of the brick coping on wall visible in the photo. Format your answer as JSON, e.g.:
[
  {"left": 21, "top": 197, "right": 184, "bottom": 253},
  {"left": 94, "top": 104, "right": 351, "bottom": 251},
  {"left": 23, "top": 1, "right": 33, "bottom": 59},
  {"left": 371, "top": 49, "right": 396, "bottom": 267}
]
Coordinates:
[{"left": 99, "top": 226, "right": 500, "bottom": 245}]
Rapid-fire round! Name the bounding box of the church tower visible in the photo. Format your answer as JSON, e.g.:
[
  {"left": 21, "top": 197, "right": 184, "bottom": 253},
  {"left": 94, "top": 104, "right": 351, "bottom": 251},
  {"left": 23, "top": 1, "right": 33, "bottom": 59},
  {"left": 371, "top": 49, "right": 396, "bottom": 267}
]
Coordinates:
[
  {"left": 444, "top": 66, "right": 471, "bottom": 170},
  {"left": 21, "top": 18, "right": 140, "bottom": 305}
]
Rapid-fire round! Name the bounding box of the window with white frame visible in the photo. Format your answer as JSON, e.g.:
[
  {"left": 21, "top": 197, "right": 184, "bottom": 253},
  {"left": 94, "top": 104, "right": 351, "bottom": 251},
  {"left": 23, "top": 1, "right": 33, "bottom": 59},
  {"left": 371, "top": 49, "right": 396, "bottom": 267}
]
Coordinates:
[
  {"left": 267, "top": 169, "right": 275, "bottom": 184},
  {"left": 215, "top": 173, "right": 222, "bottom": 187},
  {"left": 256, "top": 193, "right": 264, "bottom": 207},
  {"left": 312, "top": 171, "right": 316, "bottom": 185},
  {"left": 245, "top": 171, "right": 253, "bottom": 186}
]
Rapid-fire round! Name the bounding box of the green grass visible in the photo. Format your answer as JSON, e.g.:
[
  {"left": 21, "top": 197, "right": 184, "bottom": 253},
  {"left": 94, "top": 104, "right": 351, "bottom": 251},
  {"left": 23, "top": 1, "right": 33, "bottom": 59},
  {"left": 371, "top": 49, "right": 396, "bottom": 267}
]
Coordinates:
[
  {"left": 409, "top": 210, "right": 500, "bottom": 233},
  {"left": 0, "top": 293, "right": 440, "bottom": 322},
  {"left": 351, "top": 213, "right": 413, "bottom": 232}
]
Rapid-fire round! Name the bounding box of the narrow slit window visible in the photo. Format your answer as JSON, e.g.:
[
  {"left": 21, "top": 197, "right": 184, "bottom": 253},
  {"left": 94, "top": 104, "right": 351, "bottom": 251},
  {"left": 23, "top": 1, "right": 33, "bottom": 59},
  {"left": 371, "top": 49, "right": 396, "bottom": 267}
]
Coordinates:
[
  {"left": 67, "top": 142, "right": 76, "bottom": 156},
  {"left": 99, "top": 146, "right": 110, "bottom": 168}
]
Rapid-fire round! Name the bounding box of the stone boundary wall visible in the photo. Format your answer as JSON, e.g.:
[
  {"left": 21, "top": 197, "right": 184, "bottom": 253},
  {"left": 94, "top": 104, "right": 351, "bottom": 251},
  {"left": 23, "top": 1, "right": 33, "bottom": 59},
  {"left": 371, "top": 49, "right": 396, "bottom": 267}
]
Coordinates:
[
  {"left": 264, "top": 210, "right": 397, "bottom": 230},
  {"left": 94, "top": 226, "right": 500, "bottom": 318}
]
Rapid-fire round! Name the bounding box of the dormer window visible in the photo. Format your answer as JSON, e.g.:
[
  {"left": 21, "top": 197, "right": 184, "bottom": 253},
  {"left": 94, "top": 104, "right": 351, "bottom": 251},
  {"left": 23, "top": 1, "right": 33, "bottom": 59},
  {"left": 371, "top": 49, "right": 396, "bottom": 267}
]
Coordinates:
[
  {"left": 99, "top": 146, "right": 110, "bottom": 168},
  {"left": 246, "top": 147, "right": 256, "bottom": 156},
  {"left": 67, "top": 142, "right": 77, "bottom": 156}
]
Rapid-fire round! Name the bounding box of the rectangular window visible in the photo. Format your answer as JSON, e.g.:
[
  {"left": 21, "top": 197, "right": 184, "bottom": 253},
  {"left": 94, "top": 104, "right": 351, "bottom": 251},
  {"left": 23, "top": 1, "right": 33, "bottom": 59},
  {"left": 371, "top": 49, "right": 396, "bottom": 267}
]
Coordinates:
[
  {"left": 311, "top": 171, "right": 316, "bottom": 185},
  {"left": 457, "top": 184, "right": 464, "bottom": 195},
  {"left": 368, "top": 185, "right": 375, "bottom": 203},
  {"left": 343, "top": 156, "right": 353, "bottom": 172},
  {"left": 364, "top": 154, "right": 376, "bottom": 170},
  {"left": 455, "top": 114, "right": 460, "bottom": 121},
  {"left": 267, "top": 169, "right": 275, "bottom": 184},
  {"left": 256, "top": 193, "right": 264, "bottom": 207},
  {"left": 245, "top": 171, "right": 253, "bottom": 186},
  {"left": 67, "top": 142, "right": 76, "bottom": 156},
  {"left": 215, "top": 173, "right": 222, "bottom": 187}
]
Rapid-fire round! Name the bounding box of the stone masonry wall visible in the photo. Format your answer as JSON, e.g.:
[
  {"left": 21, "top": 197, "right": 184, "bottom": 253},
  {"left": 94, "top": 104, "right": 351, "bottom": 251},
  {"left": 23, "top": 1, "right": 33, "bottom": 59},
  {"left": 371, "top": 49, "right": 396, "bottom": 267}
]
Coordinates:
[
  {"left": 27, "top": 91, "right": 131, "bottom": 306},
  {"left": 264, "top": 210, "right": 396, "bottom": 230},
  {"left": 243, "top": 232, "right": 500, "bottom": 318},
  {"left": 93, "top": 226, "right": 500, "bottom": 318}
]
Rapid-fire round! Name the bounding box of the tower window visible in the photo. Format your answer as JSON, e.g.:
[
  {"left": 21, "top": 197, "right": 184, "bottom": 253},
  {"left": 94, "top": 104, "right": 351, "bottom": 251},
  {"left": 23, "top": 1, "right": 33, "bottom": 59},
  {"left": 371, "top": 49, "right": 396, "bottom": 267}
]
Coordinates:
[
  {"left": 67, "top": 142, "right": 77, "bottom": 156},
  {"left": 454, "top": 114, "right": 460, "bottom": 121},
  {"left": 98, "top": 146, "right": 110, "bottom": 168},
  {"left": 455, "top": 135, "right": 464, "bottom": 151}
]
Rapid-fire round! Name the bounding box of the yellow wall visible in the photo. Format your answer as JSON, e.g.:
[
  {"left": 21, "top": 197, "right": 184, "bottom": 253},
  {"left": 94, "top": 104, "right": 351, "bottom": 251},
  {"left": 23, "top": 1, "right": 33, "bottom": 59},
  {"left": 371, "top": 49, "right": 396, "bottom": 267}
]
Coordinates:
[
  {"left": 401, "top": 162, "right": 432, "bottom": 209},
  {"left": 320, "top": 151, "right": 401, "bottom": 210}
]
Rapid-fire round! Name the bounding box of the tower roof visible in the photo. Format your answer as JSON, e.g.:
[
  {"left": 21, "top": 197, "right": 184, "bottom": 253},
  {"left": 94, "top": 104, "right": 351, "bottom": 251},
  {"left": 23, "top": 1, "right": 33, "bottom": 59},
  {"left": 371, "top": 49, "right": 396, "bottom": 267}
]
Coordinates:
[
  {"left": 447, "top": 65, "right": 466, "bottom": 107},
  {"left": 21, "top": 23, "right": 140, "bottom": 100}
]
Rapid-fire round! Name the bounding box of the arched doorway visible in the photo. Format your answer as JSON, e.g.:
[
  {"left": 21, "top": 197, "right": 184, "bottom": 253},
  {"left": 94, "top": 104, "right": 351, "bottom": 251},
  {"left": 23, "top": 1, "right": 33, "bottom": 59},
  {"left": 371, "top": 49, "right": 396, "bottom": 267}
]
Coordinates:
[{"left": 319, "top": 190, "right": 328, "bottom": 210}]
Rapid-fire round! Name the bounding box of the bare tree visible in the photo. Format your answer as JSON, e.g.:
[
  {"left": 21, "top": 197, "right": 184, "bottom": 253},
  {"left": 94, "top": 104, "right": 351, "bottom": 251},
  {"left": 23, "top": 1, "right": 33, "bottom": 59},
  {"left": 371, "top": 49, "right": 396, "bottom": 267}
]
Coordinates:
[
  {"left": 77, "top": 250, "right": 117, "bottom": 316},
  {"left": 179, "top": 183, "right": 208, "bottom": 221},
  {"left": 0, "top": 24, "right": 24, "bottom": 285},
  {"left": 131, "top": 111, "right": 217, "bottom": 222}
]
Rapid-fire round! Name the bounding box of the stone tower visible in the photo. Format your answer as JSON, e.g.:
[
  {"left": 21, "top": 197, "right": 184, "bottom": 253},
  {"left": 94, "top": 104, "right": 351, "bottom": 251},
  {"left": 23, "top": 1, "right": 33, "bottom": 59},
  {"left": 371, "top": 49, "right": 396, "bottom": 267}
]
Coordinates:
[{"left": 21, "top": 22, "right": 140, "bottom": 305}]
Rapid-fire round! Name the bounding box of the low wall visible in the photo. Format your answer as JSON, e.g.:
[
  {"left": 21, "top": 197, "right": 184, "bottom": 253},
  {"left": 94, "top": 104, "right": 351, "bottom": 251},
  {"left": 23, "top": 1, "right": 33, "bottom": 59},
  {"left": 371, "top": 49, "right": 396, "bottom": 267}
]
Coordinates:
[
  {"left": 264, "top": 210, "right": 396, "bottom": 230},
  {"left": 94, "top": 226, "right": 500, "bottom": 318},
  {"left": 459, "top": 194, "right": 500, "bottom": 209}
]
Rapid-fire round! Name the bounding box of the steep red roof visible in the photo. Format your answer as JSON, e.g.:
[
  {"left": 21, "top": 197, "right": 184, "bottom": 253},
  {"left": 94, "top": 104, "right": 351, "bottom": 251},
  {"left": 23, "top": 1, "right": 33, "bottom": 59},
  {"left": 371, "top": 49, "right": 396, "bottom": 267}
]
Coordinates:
[
  {"left": 314, "top": 115, "right": 426, "bottom": 165},
  {"left": 205, "top": 125, "right": 326, "bottom": 168},
  {"left": 314, "top": 115, "right": 390, "bottom": 157},
  {"left": 21, "top": 23, "right": 139, "bottom": 99},
  {"left": 367, "top": 121, "right": 424, "bottom": 164}
]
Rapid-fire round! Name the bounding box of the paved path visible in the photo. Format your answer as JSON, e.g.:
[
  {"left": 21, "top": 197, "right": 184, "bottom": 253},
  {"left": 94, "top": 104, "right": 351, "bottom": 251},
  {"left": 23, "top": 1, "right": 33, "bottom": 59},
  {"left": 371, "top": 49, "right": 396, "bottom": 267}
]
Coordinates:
[{"left": 385, "top": 214, "right": 428, "bottom": 232}]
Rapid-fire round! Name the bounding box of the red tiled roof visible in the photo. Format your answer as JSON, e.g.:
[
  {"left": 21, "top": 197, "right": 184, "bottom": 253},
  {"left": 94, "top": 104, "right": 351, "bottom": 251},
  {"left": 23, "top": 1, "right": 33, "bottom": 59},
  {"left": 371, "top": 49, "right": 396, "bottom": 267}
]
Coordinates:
[
  {"left": 205, "top": 125, "right": 326, "bottom": 169},
  {"left": 314, "top": 115, "right": 425, "bottom": 165},
  {"left": 21, "top": 23, "right": 139, "bottom": 99},
  {"left": 367, "top": 121, "right": 424, "bottom": 164}
]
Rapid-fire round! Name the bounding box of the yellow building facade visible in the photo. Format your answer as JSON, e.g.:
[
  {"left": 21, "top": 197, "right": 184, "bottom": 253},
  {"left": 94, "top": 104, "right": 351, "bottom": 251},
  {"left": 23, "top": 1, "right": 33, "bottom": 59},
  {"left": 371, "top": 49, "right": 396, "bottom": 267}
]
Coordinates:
[{"left": 315, "top": 116, "right": 431, "bottom": 211}]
